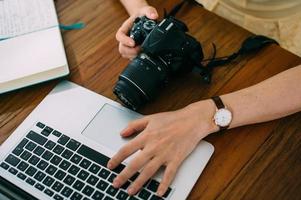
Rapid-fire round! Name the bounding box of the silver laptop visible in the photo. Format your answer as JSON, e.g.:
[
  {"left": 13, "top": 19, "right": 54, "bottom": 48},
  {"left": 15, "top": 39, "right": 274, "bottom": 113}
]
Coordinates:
[{"left": 0, "top": 81, "right": 214, "bottom": 200}]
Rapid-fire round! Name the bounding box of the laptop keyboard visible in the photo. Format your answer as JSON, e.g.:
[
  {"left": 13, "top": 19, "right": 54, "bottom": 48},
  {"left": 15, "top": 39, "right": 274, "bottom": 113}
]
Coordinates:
[{"left": 0, "top": 122, "right": 173, "bottom": 200}]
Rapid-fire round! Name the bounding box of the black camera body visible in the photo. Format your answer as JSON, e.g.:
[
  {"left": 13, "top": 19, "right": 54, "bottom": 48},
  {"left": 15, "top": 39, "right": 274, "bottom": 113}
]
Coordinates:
[{"left": 114, "top": 16, "right": 204, "bottom": 110}]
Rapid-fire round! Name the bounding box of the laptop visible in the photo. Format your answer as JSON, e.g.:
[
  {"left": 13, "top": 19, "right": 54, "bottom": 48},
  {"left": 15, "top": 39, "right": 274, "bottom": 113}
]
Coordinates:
[{"left": 0, "top": 81, "right": 214, "bottom": 200}]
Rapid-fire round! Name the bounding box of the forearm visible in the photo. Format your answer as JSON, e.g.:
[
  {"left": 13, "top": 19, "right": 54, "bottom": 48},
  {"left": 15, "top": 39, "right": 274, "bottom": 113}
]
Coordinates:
[
  {"left": 191, "top": 65, "right": 301, "bottom": 134},
  {"left": 120, "top": 0, "right": 149, "bottom": 16}
]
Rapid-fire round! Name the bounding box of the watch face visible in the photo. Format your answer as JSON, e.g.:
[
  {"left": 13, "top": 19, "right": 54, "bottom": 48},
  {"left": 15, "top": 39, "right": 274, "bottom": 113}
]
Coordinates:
[{"left": 214, "top": 108, "right": 232, "bottom": 127}]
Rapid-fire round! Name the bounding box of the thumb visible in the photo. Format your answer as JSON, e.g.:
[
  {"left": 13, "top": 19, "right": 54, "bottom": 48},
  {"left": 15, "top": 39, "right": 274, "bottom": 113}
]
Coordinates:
[
  {"left": 120, "top": 117, "right": 149, "bottom": 137},
  {"left": 144, "top": 6, "right": 159, "bottom": 20}
]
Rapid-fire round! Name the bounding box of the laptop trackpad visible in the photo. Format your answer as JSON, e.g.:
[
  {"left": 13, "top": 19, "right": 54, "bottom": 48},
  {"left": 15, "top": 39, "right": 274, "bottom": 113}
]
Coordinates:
[{"left": 82, "top": 104, "right": 141, "bottom": 153}]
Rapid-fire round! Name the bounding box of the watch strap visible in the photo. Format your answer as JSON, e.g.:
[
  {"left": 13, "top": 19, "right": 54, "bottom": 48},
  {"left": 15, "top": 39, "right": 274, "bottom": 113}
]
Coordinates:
[{"left": 211, "top": 96, "right": 225, "bottom": 109}]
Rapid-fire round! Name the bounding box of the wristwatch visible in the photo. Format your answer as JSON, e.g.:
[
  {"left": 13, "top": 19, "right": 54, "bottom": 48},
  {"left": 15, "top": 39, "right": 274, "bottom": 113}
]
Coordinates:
[{"left": 211, "top": 96, "right": 232, "bottom": 131}]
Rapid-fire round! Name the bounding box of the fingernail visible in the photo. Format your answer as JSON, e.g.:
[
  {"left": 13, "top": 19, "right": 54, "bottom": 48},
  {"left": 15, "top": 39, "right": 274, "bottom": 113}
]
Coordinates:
[
  {"left": 113, "top": 179, "right": 120, "bottom": 188},
  {"left": 157, "top": 189, "right": 164, "bottom": 197},
  {"left": 128, "top": 187, "right": 136, "bottom": 195},
  {"left": 107, "top": 162, "right": 112, "bottom": 169},
  {"left": 128, "top": 41, "right": 135, "bottom": 46},
  {"left": 150, "top": 12, "right": 157, "bottom": 18}
]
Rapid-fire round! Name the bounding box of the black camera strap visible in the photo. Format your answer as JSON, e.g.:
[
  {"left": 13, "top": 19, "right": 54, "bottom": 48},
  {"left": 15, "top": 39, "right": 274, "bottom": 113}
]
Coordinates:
[{"left": 196, "top": 35, "right": 279, "bottom": 83}]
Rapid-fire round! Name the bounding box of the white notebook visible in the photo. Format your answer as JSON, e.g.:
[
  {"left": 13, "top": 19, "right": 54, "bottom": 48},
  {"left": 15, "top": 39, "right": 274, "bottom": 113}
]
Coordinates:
[{"left": 0, "top": 0, "right": 69, "bottom": 94}]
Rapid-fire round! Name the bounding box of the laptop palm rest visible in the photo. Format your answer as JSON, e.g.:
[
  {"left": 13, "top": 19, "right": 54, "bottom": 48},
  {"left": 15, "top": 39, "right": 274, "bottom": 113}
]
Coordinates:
[{"left": 82, "top": 104, "right": 142, "bottom": 153}]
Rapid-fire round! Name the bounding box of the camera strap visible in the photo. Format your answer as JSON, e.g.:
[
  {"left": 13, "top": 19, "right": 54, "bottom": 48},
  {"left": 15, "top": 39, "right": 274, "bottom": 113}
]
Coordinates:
[{"left": 196, "top": 35, "right": 279, "bottom": 83}]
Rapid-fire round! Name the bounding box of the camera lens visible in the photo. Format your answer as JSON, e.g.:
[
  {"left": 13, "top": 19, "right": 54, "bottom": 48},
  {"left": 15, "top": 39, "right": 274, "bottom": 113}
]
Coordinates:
[{"left": 114, "top": 53, "right": 168, "bottom": 110}]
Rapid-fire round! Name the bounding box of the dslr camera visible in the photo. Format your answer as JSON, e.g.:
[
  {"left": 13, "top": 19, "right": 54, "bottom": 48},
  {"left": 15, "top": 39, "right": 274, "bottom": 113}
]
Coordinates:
[{"left": 114, "top": 16, "right": 205, "bottom": 110}]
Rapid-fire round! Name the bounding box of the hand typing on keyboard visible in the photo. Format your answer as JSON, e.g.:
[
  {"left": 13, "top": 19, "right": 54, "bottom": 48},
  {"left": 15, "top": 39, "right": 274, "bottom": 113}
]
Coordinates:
[{"left": 107, "top": 101, "right": 218, "bottom": 197}]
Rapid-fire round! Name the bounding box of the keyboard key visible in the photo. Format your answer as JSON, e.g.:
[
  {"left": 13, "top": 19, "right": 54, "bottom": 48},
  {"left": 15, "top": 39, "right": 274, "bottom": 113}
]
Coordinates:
[
  {"left": 43, "top": 176, "right": 55, "bottom": 187},
  {"left": 25, "top": 141, "right": 37, "bottom": 151},
  {"left": 45, "top": 165, "right": 57, "bottom": 175},
  {"left": 26, "top": 131, "right": 47, "bottom": 145},
  {"left": 12, "top": 139, "right": 28, "bottom": 156},
  {"left": 52, "top": 181, "right": 64, "bottom": 192},
  {"left": 33, "top": 146, "right": 45, "bottom": 156},
  {"left": 52, "top": 130, "right": 62, "bottom": 137},
  {"left": 129, "top": 197, "right": 139, "bottom": 200},
  {"left": 53, "top": 145, "right": 65, "bottom": 155},
  {"left": 58, "top": 135, "right": 70, "bottom": 146},
  {"left": 121, "top": 180, "right": 131, "bottom": 190},
  {"left": 17, "top": 161, "right": 29, "bottom": 171},
  {"left": 59, "top": 160, "right": 71, "bottom": 170},
  {"left": 44, "top": 126, "right": 53, "bottom": 133},
  {"left": 54, "top": 170, "right": 67, "bottom": 180},
  {"left": 66, "top": 139, "right": 81, "bottom": 151},
  {"left": 106, "top": 185, "right": 119, "bottom": 197},
  {"left": 17, "top": 172, "right": 27, "bottom": 180},
  {"left": 163, "top": 187, "right": 172, "bottom": 198},
  {"left": 138, "top": 189, "right": 151, "bottom": 200},
  {"left": 99, "top": 168, "right": 110, "bottom": 179},
  {"left": 87, "top": 174, "right": 99, "bottom": 186},
  {"left": 0, "top": 162, "right": 9, "bottom": 170},
  {"left": 71, "top": 154, "right": 82, "bottom": 164},
  {"left": 72, "top": 180, "right": 85, "bottom": 191},
  {"left": 83, "top": 185, "right": 95, "bottom": 197},
  {"left": 5, "top": 154, "right": 21, "bottom": 166},
  {"left": 28, "top": 155, "right": 40, "bottom": 165},
  {"left": 108, "top": 173, "right": 117, "bottom": 183},
  {"left": 25, "top": 166, "right": 37, "bottom": 176},
  {"left": 61, "top": 186, "right": 73, "bottom": 198},
  {"left": 8, "top": 168, "right": 18, "bottom": 175},
  {"left": 20, "top": 151, "right": 32, "bottom": 161},
  {"left": 61, "top": 149, "right": 73, "bottom": 159},
  {"left": 147, "top": 180, "right": 159, "bottom": 193},
  {"left": 35, "top": 183, "right": 45, "bottom": 191},
  {"left": 44, "top": 188, "right": 54, "bottom": 197},
  {"left": 63, "top": 175, "right": 76, "bottom": 186},
  {"left": 44, "top": 140, "right": 56, "bottom": 150},
  {"left": 104, "top": 196, "right": 114, "bottom": 200},
  {"left": 130, "top": 172, "right": 139, "bottom": 182},
  {"left": 77, "top": 145, "right": 110, "bottom": 167},
  {"left": 77, "top": 169, "right": 89, "bottom": 181},
  {"left": 50, "top": 155, "right": 62, "bottom": 165},
  {"left": 92, "top": 191, "right": 104, "bottom": 200},
  {"left": 41, "top": 130, "right": 51, "bottom": 137},
  {"left": 26, "top": 177, "right": 36, "bottom": 185},
  {"left": 37, "top": 160, "right": 48, "bottom": 170},
  {"left": 89, "top": 163, "right": 101, "bottom": 174},
  {"left": 36, "top": 122, "right": 45, "bottom": 129},
  {"left": 54, "top": 194, "right": 64, "bottom": 200},
  {"left": 112, "top": 164, "right": 125, "bottom": 174},
  {"left": 116, "top": 190, "right": 129, "bottom": 200},
  {"left": 70, "top": 192, "right": 83, "bottom": 200},
  {"left": 79, "top": 159, "right": 91, "bottom": 169},
  {"left": 42, "top": 150, "right": 54, "bottom": 161},
  {"left": 34, "top": 171, "right": 46, "bottom": 181},
  {"left": 150, "top": 195, "right": 164, "bottom": 200},
  {"left": 96, "top": 180, "right": 109, "bottom": 191},
  {"left": 68, "top": 165, "right": 80, "bottom": 176}
]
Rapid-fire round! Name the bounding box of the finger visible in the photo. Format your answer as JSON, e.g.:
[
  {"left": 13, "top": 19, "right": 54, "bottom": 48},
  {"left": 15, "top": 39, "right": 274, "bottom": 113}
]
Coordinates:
[
  {"left": 127, "top": 157, "right": 162, "bottom": 195},
  {"left": 113, "top": 151, "right": 153, "bottom": 188},
  {"left": 120, "top": 117, "right": 149, "bottom": 137},
  {"left": 156, "top": 162, "right": 178, "bottom": 197},
  {"left": 142, "top": 7, "right": 159, "bottom": 20},
  {"left": 119, "top": 44, "right": 140, "bottom": 59},
  {"left": 107, "top": 134, "right": 145, "bottom": 169},
  {"left": 116, "top": 18, "right": 135, "bottom": 47}
]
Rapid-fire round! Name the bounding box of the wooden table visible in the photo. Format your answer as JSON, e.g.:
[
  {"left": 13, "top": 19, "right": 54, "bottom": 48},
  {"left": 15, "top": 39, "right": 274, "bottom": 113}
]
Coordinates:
[{"left": 1, "top": 0, "right": 301, "bottom": 199}]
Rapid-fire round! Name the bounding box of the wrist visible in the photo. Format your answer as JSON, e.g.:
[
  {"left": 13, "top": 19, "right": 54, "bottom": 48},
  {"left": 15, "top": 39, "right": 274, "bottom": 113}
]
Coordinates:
[{"left": 185, "top": 100, "right": 220, "bottom": 139}]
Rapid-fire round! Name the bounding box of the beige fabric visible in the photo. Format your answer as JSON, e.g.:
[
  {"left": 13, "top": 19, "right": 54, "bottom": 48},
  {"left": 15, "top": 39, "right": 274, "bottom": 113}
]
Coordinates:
[{"left": 196, "top": 0, "right": 301, "bottom": 56}]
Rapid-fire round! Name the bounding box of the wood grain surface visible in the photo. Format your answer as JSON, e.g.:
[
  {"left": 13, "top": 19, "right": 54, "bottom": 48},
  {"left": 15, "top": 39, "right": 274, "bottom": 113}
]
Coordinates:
[{"left": 1, "top": 0, "right": 301, "bottom": 199}]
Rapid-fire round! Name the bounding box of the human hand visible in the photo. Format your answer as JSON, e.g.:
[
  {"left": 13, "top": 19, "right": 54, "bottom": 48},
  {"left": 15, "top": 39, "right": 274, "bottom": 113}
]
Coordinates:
[
  {"left": 116, "top": 6, "right": 158, "bottom": 59},
  {"left": 107, "top": 100, "right": 218, "bottom": 197}
]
